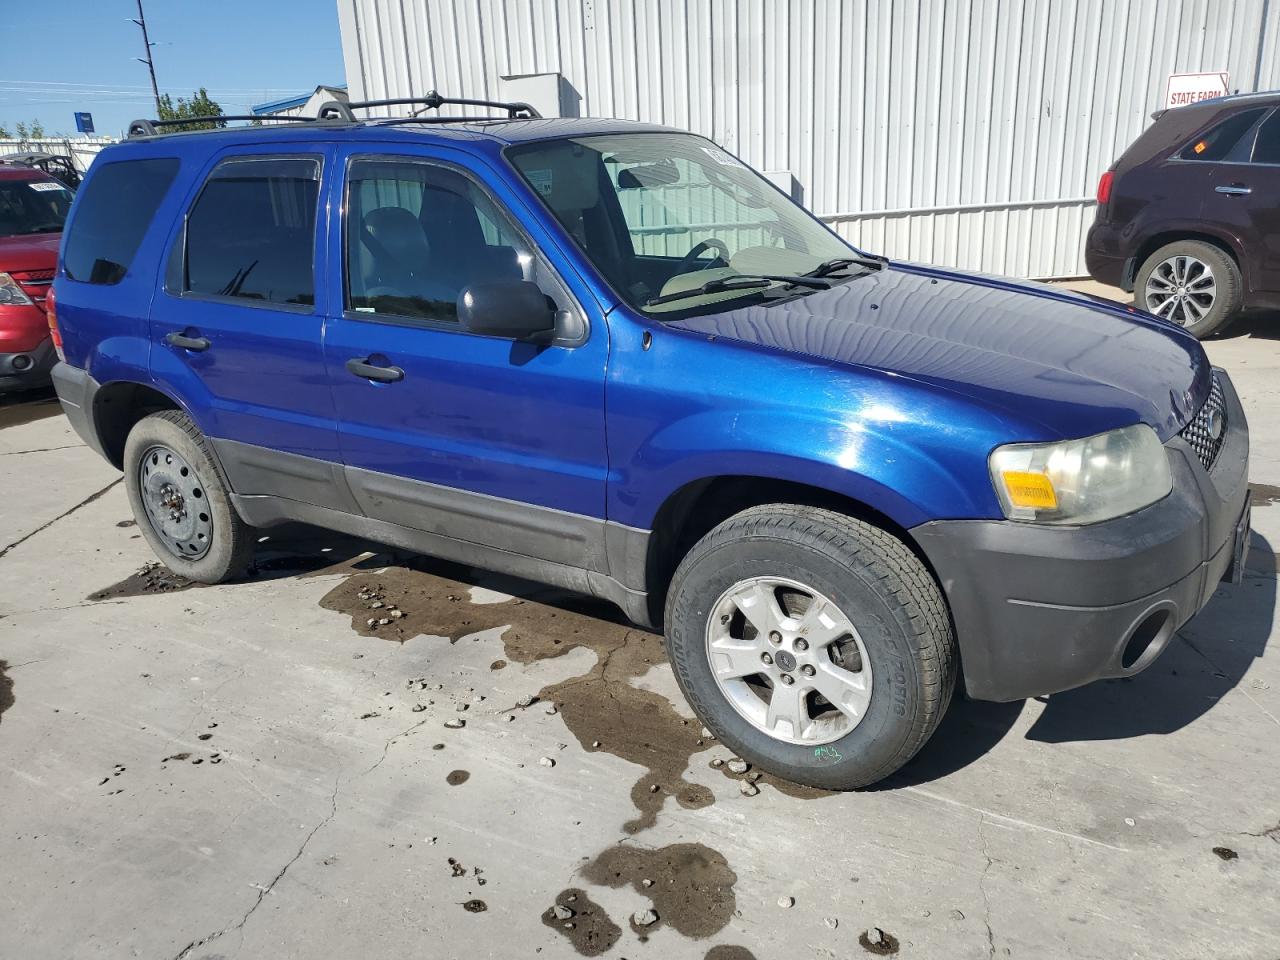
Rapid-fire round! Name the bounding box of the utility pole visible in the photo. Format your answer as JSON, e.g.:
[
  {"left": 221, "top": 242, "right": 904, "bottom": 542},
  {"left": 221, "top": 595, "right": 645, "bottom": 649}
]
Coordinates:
[{"left": 130, "top": 0, "right": 162, "bottom": 116}]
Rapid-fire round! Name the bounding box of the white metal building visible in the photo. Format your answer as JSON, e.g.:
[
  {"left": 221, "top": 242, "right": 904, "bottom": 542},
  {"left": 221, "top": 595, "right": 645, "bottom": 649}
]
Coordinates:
[{"left": 337, "top": 0, "right": 1280, "bottom": 278}]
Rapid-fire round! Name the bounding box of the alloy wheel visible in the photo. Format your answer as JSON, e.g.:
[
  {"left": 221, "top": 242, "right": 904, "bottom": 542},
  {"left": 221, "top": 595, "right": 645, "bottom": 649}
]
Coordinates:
[
  {"left": 1144, "top": 255, "right": 1216, "bottom": 327},
  {"left": 704, "top": 576, "right": 873, "bottom": 745},
  {"left": 138, "top": 444, "right": 213, "bottom": 559}
]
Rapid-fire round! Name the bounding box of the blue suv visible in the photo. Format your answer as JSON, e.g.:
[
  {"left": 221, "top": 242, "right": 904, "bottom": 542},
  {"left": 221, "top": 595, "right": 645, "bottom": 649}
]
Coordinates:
[{"left": 51, "top": 94, "right": 1250, "bottom": 789}]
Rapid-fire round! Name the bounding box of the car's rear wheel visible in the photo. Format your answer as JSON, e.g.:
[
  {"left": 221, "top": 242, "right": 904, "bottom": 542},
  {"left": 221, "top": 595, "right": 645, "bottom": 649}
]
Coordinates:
[
  {"left": 664, "top": 504, "right": 956, "bottom": 790},
  {"left": 123, "top": 410, "right": 253, "bottom": 583},
  {"left": 1135, "top": 240, "right": 1243, "bottom": 339}
]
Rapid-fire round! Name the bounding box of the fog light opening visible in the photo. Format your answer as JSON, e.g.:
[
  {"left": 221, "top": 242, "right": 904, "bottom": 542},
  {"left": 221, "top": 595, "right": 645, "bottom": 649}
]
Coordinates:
[
  {"left": 1122, "top": 609, "right": 1170, "bottom": 669},
  {"left": 10, "top": 354, "right": 31, "bottom": 371}
]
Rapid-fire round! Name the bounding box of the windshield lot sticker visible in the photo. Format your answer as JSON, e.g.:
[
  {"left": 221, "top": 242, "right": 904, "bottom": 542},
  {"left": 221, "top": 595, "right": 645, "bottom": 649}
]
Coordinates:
[
  {"left": 701, "top": 146, "right": 741, "bottom": 167},
  {"left": 27, "top": 181, "right": 65, "bottom": 192}
]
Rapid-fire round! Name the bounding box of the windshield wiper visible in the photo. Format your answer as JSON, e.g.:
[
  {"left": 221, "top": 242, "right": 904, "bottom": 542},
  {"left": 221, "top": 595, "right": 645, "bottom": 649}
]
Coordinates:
[
  {"left": 646, "top": 273, "right": 831, "bottom": 307},
  {"left": 805, "top": 254, "right": 888, "bottom": 278}
]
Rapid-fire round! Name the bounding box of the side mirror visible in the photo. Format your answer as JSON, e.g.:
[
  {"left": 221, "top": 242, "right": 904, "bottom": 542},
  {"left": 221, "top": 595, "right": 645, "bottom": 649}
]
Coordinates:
[{"left": 457, "top": 280, "right": 557, "bottom": 342}]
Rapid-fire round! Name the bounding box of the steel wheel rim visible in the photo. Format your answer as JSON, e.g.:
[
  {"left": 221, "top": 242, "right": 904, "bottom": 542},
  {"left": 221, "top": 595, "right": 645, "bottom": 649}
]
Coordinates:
[
  {"left": 1144, "top": 255, "right": 1216, "bottom": 327},
  {"left": 138, "top": 444, "right": 212, "bottom": 560},
  {"left": 704, "top": 576, "right": 873, "bottom": 745}
]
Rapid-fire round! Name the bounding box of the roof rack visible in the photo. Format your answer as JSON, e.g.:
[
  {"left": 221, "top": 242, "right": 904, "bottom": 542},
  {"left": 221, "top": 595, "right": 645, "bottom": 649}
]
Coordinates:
[
  {"left": 318, "top": 90, "right": 541, "bottom": 122},
  {"left": 126, "top": 90, "right": 541, "bottom": 139},
  {"left": 127, "top": 114, "right": 326, "bottom": 138}
]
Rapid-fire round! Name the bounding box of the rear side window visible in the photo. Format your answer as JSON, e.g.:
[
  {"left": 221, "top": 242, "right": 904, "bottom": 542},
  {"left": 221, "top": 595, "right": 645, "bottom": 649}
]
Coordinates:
[
  {"left": 1252, "top": 111, "right": 1280, "bottom": 164},
  {"left": 63, "top": 158, "right": 178, "bottom": 284},
  {"left": 1178, "top": 108, "right": 1267, "bottom": 161},
  {"left": 183, "top": 157, "right": 320, "bottom": 307}
]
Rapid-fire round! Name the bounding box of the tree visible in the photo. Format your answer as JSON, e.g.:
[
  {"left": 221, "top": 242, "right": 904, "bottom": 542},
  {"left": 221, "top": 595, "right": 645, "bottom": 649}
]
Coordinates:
[
  {"left": 0, "top": 123, "right": 9, "bottom": 139},
  {"left": 157, "top": 88, "right": 225, "bottom": 130},
  {"left": 13, "top": 119, "right": 46, "bottom": 140}
]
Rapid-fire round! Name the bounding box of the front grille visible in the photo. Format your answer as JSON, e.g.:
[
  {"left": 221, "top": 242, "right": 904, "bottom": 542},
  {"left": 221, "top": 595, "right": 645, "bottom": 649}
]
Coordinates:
[{"left": 1180, "top": 374, "right": 1228, "bottom": 471}]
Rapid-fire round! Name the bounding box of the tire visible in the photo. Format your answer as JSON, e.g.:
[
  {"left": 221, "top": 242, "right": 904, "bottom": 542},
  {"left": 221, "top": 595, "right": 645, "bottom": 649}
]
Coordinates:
[
  {"left": 123, "top": 410, "right": 253, "bottom": 584},
  {"left": 1135, "top": 240, "right": 1243, "bottom": 339},
  {"left": 664, "top": 504, "right": 956, "bottom": 790}
]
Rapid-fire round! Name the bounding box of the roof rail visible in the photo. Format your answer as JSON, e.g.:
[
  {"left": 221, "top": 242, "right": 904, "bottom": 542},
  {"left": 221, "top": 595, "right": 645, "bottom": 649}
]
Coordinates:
[
  {"left": 126, "top": 114, "right": 324, "bottom": 139},
  {"left": 325, "top": 90, "right": 541, "bottom": 122}
]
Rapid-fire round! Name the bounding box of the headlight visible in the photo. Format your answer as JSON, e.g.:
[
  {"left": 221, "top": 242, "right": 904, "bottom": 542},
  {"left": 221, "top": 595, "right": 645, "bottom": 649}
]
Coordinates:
[
  {"left": 989, "top": 423, "right": 1172, "bottom": 524},
  {"left": 0, "top": 273, "right": 34, "bottom": 306}
]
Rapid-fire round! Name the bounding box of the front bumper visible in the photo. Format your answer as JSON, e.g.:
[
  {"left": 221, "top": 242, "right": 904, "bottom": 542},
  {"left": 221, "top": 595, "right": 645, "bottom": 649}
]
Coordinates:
[
  {"left": 913, "top": 369, "right": 1250, "bottom": 702},
  {"left": 0, "top": 338, "right": 57, "bottom": 391}
]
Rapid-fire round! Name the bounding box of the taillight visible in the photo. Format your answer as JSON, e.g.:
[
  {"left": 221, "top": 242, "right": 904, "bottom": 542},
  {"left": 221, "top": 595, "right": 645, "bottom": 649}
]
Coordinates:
[
  {"left": 1096, "top": 170, "right": 1114, "bottom": 206},
  {"left": 47, "top": 284, "right": 64, "bottom": 361}
]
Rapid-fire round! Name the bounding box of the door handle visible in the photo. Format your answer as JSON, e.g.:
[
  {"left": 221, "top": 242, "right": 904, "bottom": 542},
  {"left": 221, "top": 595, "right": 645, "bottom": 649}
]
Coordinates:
[
  {"left": 346, "top": 357, "right": 405, "bottom": 383},
  {"left": 1215, "top": 184, "right": 1252, "bottom": 196},
  {"left": 165, "top": 331, "right": 211, "bottom": 351}
]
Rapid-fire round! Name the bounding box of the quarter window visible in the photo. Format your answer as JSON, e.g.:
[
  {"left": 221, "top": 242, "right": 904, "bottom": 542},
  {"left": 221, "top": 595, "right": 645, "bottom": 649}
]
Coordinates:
[
  {"left": 1178, "top": 109, "right": 1267, "bottom": 161},
  {"left": 1252, "top": 111, "right": 1280, "bottom": 164},
  {"left": 183, "top": 157, "right": 320, "bottom": 306},
  {"left": 345, "top": 159, "right": 530, "bottom": 324},
  {"left": 64, "top": 158, "right": 178, "bottom": 284}
]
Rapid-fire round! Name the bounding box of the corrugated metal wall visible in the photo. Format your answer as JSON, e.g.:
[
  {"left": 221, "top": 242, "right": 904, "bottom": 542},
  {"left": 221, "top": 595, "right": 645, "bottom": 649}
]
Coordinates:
[{"left": 338, "top": 0, "right": 1280, "bottom": 278}]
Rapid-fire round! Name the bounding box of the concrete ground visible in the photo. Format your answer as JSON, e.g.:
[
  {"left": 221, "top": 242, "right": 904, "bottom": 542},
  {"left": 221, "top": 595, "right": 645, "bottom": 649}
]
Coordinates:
[{"left": 1, "top": 299, "right": 1279, "bottom": 959}]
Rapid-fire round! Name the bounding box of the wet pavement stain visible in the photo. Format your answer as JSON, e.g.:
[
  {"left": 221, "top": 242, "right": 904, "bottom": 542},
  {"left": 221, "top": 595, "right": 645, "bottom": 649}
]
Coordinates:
[
  {"left": 445, "top": 769, "right": 470, "bottom": 786},
  {"left": 712, "top": 761, "right": 835, "bottom": 800},
  {"left": 461, "top": 899, "right": 487, "bottom": 913},
  {"left": 542, "top": 888, "right": 622, "bottom": 956},
  {"left": 1213, "top": 846, "right": 1239, "bottom": 861},
  {"left": 319, "top": 559, "right": 717, "bottom": 832},
  {"left": 581, "top": 842, "right": 737, "bottom": 940},
  {"left": 0, "top": 660, "right": 13, "bottom": 727},
  {"left": 858, "top": 927, "right": 900, "bottom": 955},
  {"left": 704, "top": 948, "right": 758, "bottom": 960},
  {"left": 1250, "top": 482, "right": 1280, "bottom": 507},
  {"left": 88, "top": 561, "right": 201, "bottom": 601}
]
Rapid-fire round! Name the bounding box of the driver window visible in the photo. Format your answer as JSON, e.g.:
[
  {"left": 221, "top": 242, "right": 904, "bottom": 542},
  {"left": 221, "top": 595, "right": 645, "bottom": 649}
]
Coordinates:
[{"left": 345, "top": 159, "right": 532, "bottom": 324}]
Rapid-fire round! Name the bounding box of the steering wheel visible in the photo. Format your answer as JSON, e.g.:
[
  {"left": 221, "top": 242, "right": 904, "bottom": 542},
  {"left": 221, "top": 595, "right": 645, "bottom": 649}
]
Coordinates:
[{"left": 678, "top": 238, "right": 731, "bottom": 273}]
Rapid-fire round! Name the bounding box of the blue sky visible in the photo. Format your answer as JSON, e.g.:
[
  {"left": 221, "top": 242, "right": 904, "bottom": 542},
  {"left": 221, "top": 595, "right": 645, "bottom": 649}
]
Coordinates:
[{"left": 2, "top": 0, "right": 346, "bottom": 139}]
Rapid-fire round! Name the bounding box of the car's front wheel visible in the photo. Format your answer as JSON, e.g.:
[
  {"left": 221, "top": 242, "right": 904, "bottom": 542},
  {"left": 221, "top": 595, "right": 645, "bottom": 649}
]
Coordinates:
[
  {"left": 1135, "top": 240, "right": 1243, "bottom": 339},
  {"left": 664, "top": 504, "right": 956, "bottom": 790},
  {"left": 123, "top": 410, "right": 253, "bottom": 583}
]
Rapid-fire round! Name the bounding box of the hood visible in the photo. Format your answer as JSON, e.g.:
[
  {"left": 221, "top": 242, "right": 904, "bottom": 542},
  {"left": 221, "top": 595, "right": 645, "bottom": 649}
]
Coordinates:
[
  {"left": 0, "top": 232, "right": 60, "bottom": 274},
  {"left": 669, "top": 263, "right": 1210, "bottom": 442}
]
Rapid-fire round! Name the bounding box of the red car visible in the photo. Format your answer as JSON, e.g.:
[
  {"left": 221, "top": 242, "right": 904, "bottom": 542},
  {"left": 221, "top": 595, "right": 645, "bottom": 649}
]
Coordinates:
[{"left": 0, "top": 164, "right": 74, "bottom": 391}]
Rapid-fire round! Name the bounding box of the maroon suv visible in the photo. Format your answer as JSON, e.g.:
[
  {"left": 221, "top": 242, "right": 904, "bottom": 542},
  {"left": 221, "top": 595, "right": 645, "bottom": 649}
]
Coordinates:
[{"left": 1086, "top": 90, "right": 1280, "bottom": 338}]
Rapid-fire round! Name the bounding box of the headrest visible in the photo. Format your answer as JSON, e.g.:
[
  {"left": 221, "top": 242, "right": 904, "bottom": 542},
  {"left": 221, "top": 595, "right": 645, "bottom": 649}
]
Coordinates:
[{"left": 363, "top": 206, "right": 430, "bottom": 262}]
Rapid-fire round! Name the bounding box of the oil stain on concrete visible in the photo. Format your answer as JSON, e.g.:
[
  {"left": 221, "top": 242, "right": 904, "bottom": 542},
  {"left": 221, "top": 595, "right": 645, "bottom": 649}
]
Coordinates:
[
  {"left": 0, "top": 660, "right": 13, "bottom": 727},
  {"left": 320, "top": 559, "right": 719, "bottom": 833},
  {"left": 542, "top": 888, "right": 622, "bottom": 956},
  {"left": 581, "top": 842, "right": 737, "bottom": 939}
]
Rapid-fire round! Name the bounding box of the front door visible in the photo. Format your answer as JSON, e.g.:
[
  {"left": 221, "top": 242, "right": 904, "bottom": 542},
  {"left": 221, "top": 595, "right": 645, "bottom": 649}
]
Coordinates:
[
  {"left": 322, "top": 149, "right": 610, "bottom": 572},
  {"left": 150, "top": 148, "right": 345, "bottom": 505}
]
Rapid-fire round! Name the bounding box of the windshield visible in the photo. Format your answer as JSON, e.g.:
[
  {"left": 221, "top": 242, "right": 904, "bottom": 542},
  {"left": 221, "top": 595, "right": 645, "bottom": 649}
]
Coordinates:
[
  {"left": 0, "top": 178, "right": 73, "bottom": 237},
  {"left": 507, "top": 133, "right": 857, "bottom": 316}
]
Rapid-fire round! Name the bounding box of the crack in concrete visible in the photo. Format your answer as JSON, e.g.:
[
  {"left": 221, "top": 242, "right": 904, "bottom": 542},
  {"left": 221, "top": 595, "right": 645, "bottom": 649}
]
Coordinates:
[
  {"left": 362, "top": 717, "right": 432, "bottom": 776},
  {"left": 0, "top": 443, "right": 81, "bottom": 456},
  {"left": 172, "top": 776, "right": 341, "bottom": 960},
  {"left": 977, "top": 814, "right": 997, "bottom": 960},
  {"left": 0, "top": 478, "right": 121, "bottom": 562},
  {"left": 1241, "top": 821, "right": 1280, "bottom": 842}
]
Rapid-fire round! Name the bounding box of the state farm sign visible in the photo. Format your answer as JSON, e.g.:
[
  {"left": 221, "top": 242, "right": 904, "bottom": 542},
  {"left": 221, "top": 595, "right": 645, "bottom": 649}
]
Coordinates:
[{"left": 1165, "top": 72, "right": 1230, "bottom": 109}]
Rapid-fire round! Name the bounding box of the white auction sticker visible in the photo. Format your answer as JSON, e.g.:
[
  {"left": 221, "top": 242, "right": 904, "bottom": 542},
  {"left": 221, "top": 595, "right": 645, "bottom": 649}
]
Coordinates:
[{"left": 27, "top": 181, "right": 65, "bottom": 192}]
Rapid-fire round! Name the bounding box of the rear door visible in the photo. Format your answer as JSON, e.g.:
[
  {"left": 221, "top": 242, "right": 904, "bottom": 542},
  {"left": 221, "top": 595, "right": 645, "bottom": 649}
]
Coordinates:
[
  {"left": 321, "top": 146, "right": 611, "bottom": 572},
  {"left": 1197, "top": 108, "right": 1280, "bottom": 296},
  {"left": 151, "top": 145, "right": 348, "bottom": 508}
]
